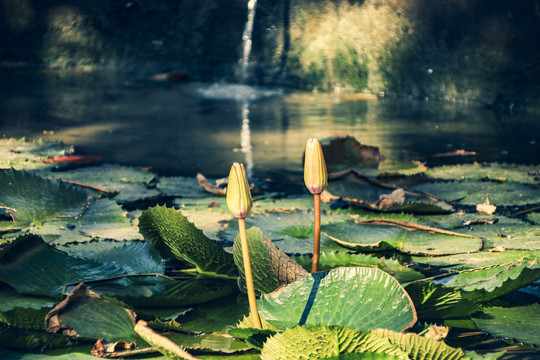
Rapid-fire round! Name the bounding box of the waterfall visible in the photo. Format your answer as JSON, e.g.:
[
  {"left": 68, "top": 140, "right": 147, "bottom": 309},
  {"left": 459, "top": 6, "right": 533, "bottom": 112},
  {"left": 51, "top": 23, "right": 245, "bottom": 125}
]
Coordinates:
[{"left": 240, "top": 0, "right": 258, "bottom": 84}]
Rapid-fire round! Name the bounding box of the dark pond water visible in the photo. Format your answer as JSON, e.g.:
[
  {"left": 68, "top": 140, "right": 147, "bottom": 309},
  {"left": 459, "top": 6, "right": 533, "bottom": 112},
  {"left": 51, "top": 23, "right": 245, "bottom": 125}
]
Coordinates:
[{"left": 0, "top": 68, "right": 538, "bottom": 180}]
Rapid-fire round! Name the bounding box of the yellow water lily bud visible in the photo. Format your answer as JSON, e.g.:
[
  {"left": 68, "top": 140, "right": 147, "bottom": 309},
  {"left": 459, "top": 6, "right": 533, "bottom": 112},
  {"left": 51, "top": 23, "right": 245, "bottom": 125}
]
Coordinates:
[
  {"left": 304, "top": 138, "right": 328, "bottom": 194},
  {"left": 226, "top": 162, "right": 253, "bottom": 219}
]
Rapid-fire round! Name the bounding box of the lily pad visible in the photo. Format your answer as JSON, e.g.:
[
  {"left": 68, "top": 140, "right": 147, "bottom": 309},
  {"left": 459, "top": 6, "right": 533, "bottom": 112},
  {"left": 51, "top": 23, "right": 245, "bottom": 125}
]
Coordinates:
[
  {"left": 426, "top": 163, "right": 540, "bottom": 184},
  {"left": 412, "top": 250, "right": 540, "bottom": 270},
  {"left": 0, "top": 169, "right": 90, "bottom": 226},
  {"left": 164, "top": 332, "right": 251, "bottom": 353},
  {"left": 138, "top": 205, "right": 237, "bottom": 278},
  {"left": 292, "top": 252, "right": 424, "bottom": 283},
  {"left": 156, "top": 176, "right": 209, "bottom": 198},
  {"left": 257, "top": 267, "right": 417, "bottom": 332},
  {"left": 323, "top": 221, "right": 482, "bottom": 255},
  {"left": 46, "top": 164, "right": 160, "bottom": 202},
  {"left": 260, "top": 325, "right": 407, "bottom": 360},
  {"left": 0, "top": 286, "right": 57, "bottom": 329},
  {"left": 45, "top": 283, "right": 137, "bottom": 342},
  {"left": 411, "top": 181, "right": 540, "bottom": 206},
  {"left": 432, "top": 257, "right": 540, "bottom": 302},
  {"left": 472, "top": 304, "right": 540, "bottom": 347},
  {"left": 0, "top": 138, "right": 74, "bottom": 172},
  {"left": 0, "top": 235, "right": 134, "bottom": 296},
  {"left": 219, "top": 210, "right": 349, "bottom": 254}
]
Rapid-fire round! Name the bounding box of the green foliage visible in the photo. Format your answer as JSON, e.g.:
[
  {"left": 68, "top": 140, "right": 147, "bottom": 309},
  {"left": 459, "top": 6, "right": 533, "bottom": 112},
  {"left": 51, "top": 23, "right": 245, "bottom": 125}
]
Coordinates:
[{"left": 139, "top": 205, "right": 237, "bottom": 278}]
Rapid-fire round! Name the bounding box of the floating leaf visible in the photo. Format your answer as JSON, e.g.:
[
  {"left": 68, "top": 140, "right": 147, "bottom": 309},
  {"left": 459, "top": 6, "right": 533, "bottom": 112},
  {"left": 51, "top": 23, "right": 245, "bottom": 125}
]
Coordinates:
[
  {"left": 0, "top": 169, "right": 90, "bottom": 226},
  {"left": 411, "top": 181, "right": 540, "bottom": 206},
  {"left": 0, "top": 326, "right": 79, "bottom": 351},
  {"left": 260, "top": 325, "right": 407, "bottom": 360},
  {"left": 412, "top": 250, "right": 540, "bottom": 270},
  {"left": 88, "top": 275, "right": 235, "bottom": 308},
  {"left": 0, "top": 138, "right": 74, "bottom": 172},
  {"left": 431, "top": 257, "right": 540, "bottom": 302},
  {"left": 138, "top": 205, "right": 237, "bottom": 278},
  {"left": 45, "top": 283, "right": 137, "bottom": 342},
  {"left": 473, "top": 304, "right": 540, "bottom": 347},
  {"left": 292, "top": 252, "right": 424, "bottom": 283},
  {"left": 0, "top": 235, "right": 131, "bottom": 296},
  {"left": 233, "top": 227, "right": 308, "bottom": 296},
  {"left": 220, "top": 210, "right": 349, "bottom": 254},
  {"left": 46, "top": 164, "right": 160, "bottom": 202},
  {"left": 323, "top": 221, "right": 482, "bottom": 255},
  {"left": 164, "top": 333, "right": 251, "bottom": 354},
  {"left": 257, "top": 267, "right": 417, "bottom": 332},
  {"left": 426, "top": 163, "right": 539, "bottom": 184},
  {"left": 56, "top": 240, "right": 164, "bottom": 274}
]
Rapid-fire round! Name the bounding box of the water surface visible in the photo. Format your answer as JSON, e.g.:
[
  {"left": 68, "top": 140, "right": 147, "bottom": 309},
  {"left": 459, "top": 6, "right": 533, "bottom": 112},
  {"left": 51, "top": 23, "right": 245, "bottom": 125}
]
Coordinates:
[{"left": 0, "top": 68, "right": 538, "bottom": 180}]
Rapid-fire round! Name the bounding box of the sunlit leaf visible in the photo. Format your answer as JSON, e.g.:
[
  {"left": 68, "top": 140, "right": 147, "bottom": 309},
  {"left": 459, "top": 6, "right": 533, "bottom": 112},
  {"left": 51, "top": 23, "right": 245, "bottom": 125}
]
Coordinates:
[
  {"left": 163, "top": 332, "right": 251, "bottom": 354},
  {"left": 412, "top": 250, "right": 540, "bottom": 270},
  {"left": 260, "top": 325, "right": 408, "bottom": 360},
  {"left": 0, "top": 138, "right": 74, "bottom": 172},
  {"left": 138, "top": 205, "right": 237, "bottom": 278},
  {"left": 473, "top": 304, "right": 540, "bottom": 347},
  {"left": 257, "top": 267, "right": 417, "bottom": 332}
]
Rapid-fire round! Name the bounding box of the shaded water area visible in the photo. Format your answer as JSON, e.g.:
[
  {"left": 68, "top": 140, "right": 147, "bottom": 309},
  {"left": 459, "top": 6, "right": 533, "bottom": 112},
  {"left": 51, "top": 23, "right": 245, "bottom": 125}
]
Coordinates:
[{"left": 0, "top": 68, "right": 539, "bottom": 180}]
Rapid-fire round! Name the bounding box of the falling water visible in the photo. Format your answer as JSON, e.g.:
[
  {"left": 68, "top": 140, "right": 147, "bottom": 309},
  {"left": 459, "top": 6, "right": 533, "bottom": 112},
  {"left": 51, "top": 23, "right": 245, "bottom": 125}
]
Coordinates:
[{"left": 240, "top": 0, "right": 258, "bottom": 84}]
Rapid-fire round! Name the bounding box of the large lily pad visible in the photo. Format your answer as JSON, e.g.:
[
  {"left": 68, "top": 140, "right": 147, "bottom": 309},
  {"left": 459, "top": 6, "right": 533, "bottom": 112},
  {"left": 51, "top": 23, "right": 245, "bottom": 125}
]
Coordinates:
[
  {"left": 138, "top": 205, "right": 237, "bottom": 278},
  {"left": 472, "top": 304, "right": 540, "bottom": 347},
  {"left": 257, "top": 267, "right": 417, "bottom": 332},
  {"left": 426, "top": 163, "right": 540, "bottom": 184},
  {"left": 412, "top": 250, "right": 540, "bottom": 270},
  {"left": 0, "top": 169, "right": 90, "bottom": 226},
  {"left": 0, "top": 287, "right": 57, "bottom": 329},
  {"left": 323, "top": 221, "right": 482, "bottom": 255},
  {"left": 411, "top": 181, "right": 540, "bottom": 206},
  {"left": 260, "top": 325, "right": 407, "bottom": 360},
  {"left": 0, "top": 235, "right": 134, "bottom": 296}
]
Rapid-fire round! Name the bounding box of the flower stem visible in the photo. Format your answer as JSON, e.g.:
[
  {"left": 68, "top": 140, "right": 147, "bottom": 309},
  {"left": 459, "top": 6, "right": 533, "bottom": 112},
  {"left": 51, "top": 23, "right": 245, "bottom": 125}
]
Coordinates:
[
  {"left": 311, "top": 193, "right": 321, "bottom": 273},
  {"left": 238, "top": 217, "right": 262, "bottom": 328}
]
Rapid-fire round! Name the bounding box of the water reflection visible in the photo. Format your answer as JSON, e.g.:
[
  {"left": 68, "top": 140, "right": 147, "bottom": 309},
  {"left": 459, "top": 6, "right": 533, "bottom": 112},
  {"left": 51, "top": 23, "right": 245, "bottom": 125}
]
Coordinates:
[{"left": 0, "top": 69, "right": 538, "bottom": 180}]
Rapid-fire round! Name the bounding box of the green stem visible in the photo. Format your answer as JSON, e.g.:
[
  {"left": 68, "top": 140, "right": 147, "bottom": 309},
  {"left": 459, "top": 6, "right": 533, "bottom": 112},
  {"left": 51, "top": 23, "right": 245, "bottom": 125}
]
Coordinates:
[
  {"left": 311, "top": 193, "right": 321, "bottom": 273},
  {"left": 238, "top": 217, "right": 262, "bottom": 329}
]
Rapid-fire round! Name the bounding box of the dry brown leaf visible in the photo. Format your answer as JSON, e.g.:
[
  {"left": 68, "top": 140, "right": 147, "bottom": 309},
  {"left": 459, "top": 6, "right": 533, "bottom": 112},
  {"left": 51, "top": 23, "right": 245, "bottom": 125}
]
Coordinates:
[{"left": 476, "top": 195, "right": 497, "bottom": 215}]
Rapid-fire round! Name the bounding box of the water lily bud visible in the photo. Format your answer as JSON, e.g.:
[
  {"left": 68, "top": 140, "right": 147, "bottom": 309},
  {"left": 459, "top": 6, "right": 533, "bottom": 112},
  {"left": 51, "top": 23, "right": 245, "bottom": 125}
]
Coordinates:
[
  {"left": 304, "top": 138, "right": 328, "bottom": 194},
  {"left": 226, "top": 162, "right": 253, "bottom": 219}
]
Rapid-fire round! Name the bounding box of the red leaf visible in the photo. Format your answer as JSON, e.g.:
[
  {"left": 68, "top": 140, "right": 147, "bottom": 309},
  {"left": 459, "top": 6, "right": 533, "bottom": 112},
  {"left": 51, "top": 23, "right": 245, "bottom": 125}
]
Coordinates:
[{"left": 43, "top": 155, "right": 103, "bottom": 164}]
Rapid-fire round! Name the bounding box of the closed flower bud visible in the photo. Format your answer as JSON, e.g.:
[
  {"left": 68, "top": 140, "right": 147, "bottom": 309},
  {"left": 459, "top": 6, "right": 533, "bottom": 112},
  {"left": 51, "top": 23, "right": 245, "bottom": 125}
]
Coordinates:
[
  {"left": 304, "top": 138, "right": 328, "bottom": 194},
  {"left": 226, "top": 162, "right": 253, "bottom": 218}
]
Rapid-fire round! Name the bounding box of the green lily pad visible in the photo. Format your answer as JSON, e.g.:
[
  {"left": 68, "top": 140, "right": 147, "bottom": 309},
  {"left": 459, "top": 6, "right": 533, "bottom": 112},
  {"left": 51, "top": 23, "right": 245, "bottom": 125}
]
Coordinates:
[
  {"left": 323, "top": 221, "right": 482, "bottom": 255},
  {"left": 233, "top": 227, "right": 308, "bottom": 296},
  {"left": 0, "top": 169, "right": 90, "bottom": 226},
  {"left": 526, "top": 212, "right": 540, "bottom": 224},
  {"left": 463, "top": 223, "right": 540, "bottom": 250},
  {"left": 260, "top": 325, "right": 408, "bottom": 360},
  {"left": 0, "top": 294, "right": 56, "bottom": 330},
  {"left": 0, "top": 235, "right": 133, "bottom": 296},
  {"left": 45, "top": 283, "right": 137, "bottom": 342},
  {"left": 0, "top": 138, "right": 74, "bottom": 172},
  {"left": 426, "top": 163, "right": 539, "bottom": 184},
  {"left": 156, "top": 176, "right": 209, "bottom": 198},
  {"left": 175, "top": 196, "right": 233, "bottom": 240},
  {"left": 432, "top": 257, "right": 540, "bottom": 302},
  {"left": 219, "top": 210, "right": 349, "bottom": 254},
  {"left": 411, "top": 181, "right": 540, "bottom": 206},
  {"left": 473, "top": 304, "right": 540, "bottom": 347},
  {"left": 31, "top": 199, "right": 143, "bottom": 244},
  {"left": 0, "top": 326, "right": 80, "bottom": 351},
  {"left": 138, "top": 205, "right": 237, "bottom": 278},
  {"left": 47, "top": 164, "right": 160, "bottom": 202},
  {"left": 257, "top": 267, "right": 417, "bottom": 332},
  {"left": 164, "top": 333, "right": 251, "bottom": 353},
  {"left": 412, "top": 250, "right": 540, "bottom": 270},
  {"left": 55, "top": 240, "right": 164, "bottom": 274},
  {"left": 292, "top": 252, "right": 424, "bottom": 283},
  {"left": 88, "top": 275, "right": 236, "bottom": 307}
]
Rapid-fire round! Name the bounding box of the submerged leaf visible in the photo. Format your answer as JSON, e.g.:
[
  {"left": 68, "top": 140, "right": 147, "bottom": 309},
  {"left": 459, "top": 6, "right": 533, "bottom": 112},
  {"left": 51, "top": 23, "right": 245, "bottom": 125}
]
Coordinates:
[
  {"left": 138, "top": 205, "right": 237, "bottom": 278},
  {"left": 257, "top": 267, "right": 417, "bottom": 332}
]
